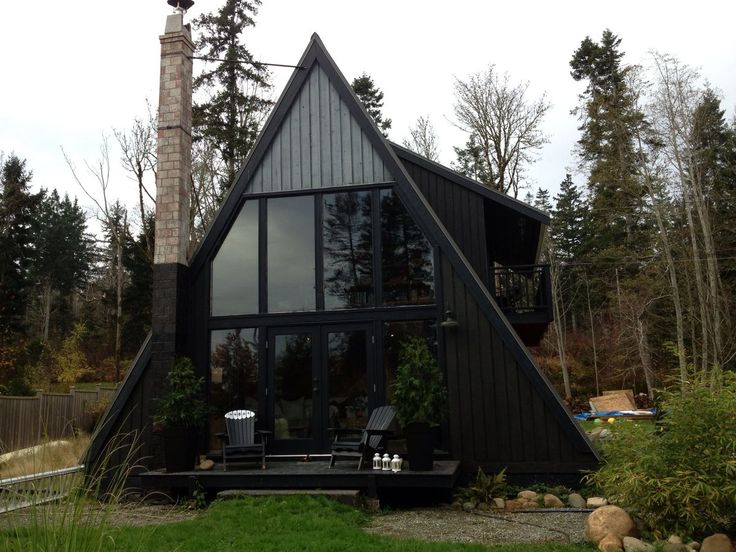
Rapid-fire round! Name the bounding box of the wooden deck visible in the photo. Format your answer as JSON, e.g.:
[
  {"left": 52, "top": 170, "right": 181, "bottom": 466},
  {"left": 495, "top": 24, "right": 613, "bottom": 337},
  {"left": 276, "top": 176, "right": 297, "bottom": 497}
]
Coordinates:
[{"left": 135, "top": 458, "right": 461, "bottom": 497}]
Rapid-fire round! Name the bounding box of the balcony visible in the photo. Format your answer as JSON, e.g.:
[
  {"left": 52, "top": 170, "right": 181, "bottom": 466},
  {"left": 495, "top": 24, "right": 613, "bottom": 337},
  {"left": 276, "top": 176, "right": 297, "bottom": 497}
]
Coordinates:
[{"left": 489, "top": 264, "right": 553, "bottom": 346}]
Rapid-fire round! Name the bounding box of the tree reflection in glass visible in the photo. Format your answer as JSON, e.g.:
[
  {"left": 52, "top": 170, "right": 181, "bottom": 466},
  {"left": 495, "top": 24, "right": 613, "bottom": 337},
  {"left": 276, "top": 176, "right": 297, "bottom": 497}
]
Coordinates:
[
  {"left": 380, "top": 189, "right": 435, "bottom": 305},
  {"left": 274, "top": 334, "right": 313, "bottom": 439},
  {"left": 208, "top": 328, "right": 259, "bottom": 450},
  {"left": 327, "top": 330, "right": 368, "bottom": 429},
  {"left": 322, "top": 191, "right": 373, "bottom": 309}
]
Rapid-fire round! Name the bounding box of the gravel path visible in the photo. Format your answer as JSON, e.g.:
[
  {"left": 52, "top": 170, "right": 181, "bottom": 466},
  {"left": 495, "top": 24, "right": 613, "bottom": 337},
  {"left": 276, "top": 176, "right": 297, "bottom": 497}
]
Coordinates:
[{"left": 367, "top": 508, "right": 589, "bottom": 546}]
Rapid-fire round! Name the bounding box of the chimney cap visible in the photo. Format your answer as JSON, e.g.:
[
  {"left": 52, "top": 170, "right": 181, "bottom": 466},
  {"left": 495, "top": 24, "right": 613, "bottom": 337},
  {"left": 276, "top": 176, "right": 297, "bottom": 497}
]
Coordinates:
[{"left": 167, "top": 0, "right": 194, "bottom": 11}]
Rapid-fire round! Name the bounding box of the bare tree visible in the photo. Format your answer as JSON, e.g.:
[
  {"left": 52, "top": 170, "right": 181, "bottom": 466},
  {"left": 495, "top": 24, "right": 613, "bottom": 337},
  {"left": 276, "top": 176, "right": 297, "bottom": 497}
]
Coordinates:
[
  {"left": 113, "top": 101, "right": 157, "bottom": 261},
  {"left": 402, "top": 115, "right": 440, "bottom": 161},
  {"left": 453, "top": 66, "right": 550, "bottom": 197},
  {"left": 62, "top": 137, "right": 128, "bottom": 381},
  {"left": 649, "top": 53, "right": 729, "bottom": 374},
  {"left": 627, "top": 68, "right": 689, "bottom": 386}
]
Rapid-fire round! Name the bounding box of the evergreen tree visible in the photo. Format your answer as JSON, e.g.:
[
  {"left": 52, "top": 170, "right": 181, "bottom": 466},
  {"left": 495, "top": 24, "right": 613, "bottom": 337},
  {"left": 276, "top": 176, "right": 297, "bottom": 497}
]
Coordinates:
[
  {"left": 570, "top": 30, "right": 650, "bottom": 261},
  {"left": 351, "top": 73, "right": 392, "bottom": 136},
  {"left": 30, "top": 190, "right": 94, "bottom": 341},
  {"left": 550, "top": 175, "right": 586, "bottom": 264},
  {"left": 122, "top": 214, "right": 154, "bottom": 356},
  {"left": 452, "top": 134, "right": 493, "bottom": 185},
  {"left": 533, "top": 188, "right": 552, "bottom": 213},
  {"left": 193, "top": 0, "right": 272, "bottom": 188},
  {"left": 691, "top": 90, "right": 736, "bottom": 284},
  {"left": 550, "top": 175, "right": 588, "bottom": 330},
  {"left": 0, "top": 156, "right": 40, "bottom": 338}
]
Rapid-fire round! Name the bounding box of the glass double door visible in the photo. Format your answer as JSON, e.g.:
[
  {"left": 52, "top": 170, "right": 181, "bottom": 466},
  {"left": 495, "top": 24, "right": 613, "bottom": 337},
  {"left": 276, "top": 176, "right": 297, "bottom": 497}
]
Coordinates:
[{"left": 268, "top": 323, "right": 375, "bottom": 454}]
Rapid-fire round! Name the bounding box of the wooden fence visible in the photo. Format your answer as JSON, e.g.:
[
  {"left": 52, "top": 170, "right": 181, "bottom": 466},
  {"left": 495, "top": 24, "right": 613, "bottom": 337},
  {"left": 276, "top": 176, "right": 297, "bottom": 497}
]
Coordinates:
[{"left": 0, "top": 387, "right": 117, "bottom": 453}]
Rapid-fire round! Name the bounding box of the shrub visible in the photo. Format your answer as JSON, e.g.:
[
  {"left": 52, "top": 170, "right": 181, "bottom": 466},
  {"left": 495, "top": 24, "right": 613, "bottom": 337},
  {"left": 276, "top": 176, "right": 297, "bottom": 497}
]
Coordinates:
[
  {"left": 456, "top": 467, "right": 507, "bottom": 504},
  {"left": 55, "top": 323, "right": 91, "bottom": 384},
  {"left": 154, "top": 357, "right": 208, "bottom": 429},
  {"left": 587, "top": 371, "right": 736, "bottom": 538},
  {"left": 391, "top": 337, "right": 447, "bottom": 427}
]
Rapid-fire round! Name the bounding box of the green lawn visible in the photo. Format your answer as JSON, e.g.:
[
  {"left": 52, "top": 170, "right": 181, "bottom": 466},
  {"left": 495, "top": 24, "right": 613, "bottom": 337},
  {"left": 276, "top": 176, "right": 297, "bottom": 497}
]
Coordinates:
[{"left": 3, "top": 496, "right": 595, "bottom": 552}]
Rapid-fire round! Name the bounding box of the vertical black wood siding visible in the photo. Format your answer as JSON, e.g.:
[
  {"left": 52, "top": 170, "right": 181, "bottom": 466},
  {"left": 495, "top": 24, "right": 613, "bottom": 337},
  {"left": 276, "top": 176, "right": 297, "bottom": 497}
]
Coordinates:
[
  {"left": 401, "top": 158, "right": 489, "bottom": 283},
  {"left": 440, "top": 254, "right": 597, "bottom": 474}
]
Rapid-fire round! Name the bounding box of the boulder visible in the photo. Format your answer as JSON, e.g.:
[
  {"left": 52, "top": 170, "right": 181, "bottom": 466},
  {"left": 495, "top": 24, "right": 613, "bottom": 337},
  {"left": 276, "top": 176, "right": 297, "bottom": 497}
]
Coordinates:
[
  {"left": 451, "top": 500, "right": 462, "bottom": 510},
  {"left": 623, "top": 536, "right": 655, "bottom": 552},
  {"left": 462, "top": 501, "right": 476, "bottom": 512},
  {"left": 477, "top": 502, "right": 491, "bottom": 511},
  {"left": 585, "top": 505, "right": 636, "bottom": 544},
  {"left": 492, "top": 498, "right": 505, "bottom": 509},
  {"left": 505, "top": 499, "right": 526, "bottom": 510},
  {"left": 701, "top": 534, "right": 734, "bottom": 552},
  {"left": 599, "top": 532, "right": 624, "bottom": 552},
  {"left": 587, "top": 496, "right": 609, "bottom": 508},
  {"left": 518, "top": 490, "right": 538, "bottom": 500},
  {"left": 544, "top": 494, "right": 564, "bottom": 508},
  {"left": 663, "top": 544, "right": 689, "bottom": 552},
  {"left": 568, "top": 493, "right": 587, "bottom": 508},
  {"left": 669, "top": 536, "right": 684, "bottom": 544},
  {"left": 687, "top": 542, "right": 701, "bottom": 551}
]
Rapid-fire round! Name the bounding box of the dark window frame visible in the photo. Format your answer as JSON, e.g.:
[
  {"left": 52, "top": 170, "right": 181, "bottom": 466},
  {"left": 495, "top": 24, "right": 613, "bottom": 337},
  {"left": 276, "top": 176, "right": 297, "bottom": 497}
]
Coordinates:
[{"left": 209, "top": 183, "right": 439, "bottom": 321}]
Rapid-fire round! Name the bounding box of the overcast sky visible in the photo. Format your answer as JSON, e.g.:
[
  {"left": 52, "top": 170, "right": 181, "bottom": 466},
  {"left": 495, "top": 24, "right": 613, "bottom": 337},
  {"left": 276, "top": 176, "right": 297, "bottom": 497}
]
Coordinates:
[{"left": 1, "top": 0, "right": 734, "bottom": 231}]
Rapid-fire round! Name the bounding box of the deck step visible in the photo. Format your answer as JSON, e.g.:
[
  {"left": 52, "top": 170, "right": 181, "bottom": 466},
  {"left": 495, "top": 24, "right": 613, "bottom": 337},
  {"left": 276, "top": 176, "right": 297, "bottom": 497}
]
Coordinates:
[{"left": 216, "top": 488, "right": 362, "bottom": 507}]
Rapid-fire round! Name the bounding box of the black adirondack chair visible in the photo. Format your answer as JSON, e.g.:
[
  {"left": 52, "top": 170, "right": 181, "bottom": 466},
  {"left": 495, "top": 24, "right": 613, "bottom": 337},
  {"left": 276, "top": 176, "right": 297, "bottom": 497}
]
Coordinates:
[
  {"left": 328, "top": 405, "right": 395, "bottom": 469},
  {"left": 217, "top": 410, "right": 270, "bottom": 470}
]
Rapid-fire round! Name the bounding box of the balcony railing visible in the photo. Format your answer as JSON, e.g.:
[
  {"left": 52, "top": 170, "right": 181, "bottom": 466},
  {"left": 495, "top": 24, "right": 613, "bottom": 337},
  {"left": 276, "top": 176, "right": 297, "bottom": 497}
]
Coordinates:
[{"left": 490, "top": 264, "right": 552, "bottom": 320}]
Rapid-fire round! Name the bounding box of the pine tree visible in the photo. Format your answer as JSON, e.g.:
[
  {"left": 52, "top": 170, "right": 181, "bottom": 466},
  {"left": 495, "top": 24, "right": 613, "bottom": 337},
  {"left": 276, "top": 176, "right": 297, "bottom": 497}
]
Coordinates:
[
  {"left": 691, "top": 90, "right": 736, "bottom": 285},
  {"left": 0, "top": 156, "right": 40, "bottom": 339},
  {"left": 122, "top": 213, "right": 154, "bottom": 356},
  {"left": 452, "top": 134, "right": 493, "bottom": 185},
  {"left": 570, "top": 30, "right": 650, "bottom": 262},
  {"left": 550, "top": 175, "right": 586, "bottom": 264},
  {"left": 533, "top": 188, "right": 552, "bottom": 213},
  {"left": 193, "top": 0, "right": 272, "bottom": 188},
  {"left": 351, "top": 73, "right": 392, "bottom": 136},
  {"left": 30, "top": 190, "right": 94, "bottom": 341}
]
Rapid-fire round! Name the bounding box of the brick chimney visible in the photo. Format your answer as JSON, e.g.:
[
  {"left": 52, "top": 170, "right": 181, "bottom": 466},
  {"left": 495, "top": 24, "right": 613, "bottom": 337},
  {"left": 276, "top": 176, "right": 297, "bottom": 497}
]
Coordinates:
[{"left": 150, "top": 12, "right": 193, "bottom": 427}]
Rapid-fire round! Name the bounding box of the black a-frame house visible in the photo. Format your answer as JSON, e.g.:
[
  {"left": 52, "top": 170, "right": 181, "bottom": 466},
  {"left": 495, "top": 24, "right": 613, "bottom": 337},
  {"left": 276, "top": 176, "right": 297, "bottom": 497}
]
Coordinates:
[{"left": 89, "top": 34, "right": 598, "bottom": 481}]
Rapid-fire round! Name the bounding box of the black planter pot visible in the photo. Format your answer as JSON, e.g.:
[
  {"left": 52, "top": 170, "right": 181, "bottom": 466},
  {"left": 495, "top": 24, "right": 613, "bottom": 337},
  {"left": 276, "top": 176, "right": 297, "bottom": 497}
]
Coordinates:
[
  {"left": 405, "top": 422, "right": 435, "bottom": 471},
  {"left": 163, "top": 427, "right": 198, "bottom": 472}
]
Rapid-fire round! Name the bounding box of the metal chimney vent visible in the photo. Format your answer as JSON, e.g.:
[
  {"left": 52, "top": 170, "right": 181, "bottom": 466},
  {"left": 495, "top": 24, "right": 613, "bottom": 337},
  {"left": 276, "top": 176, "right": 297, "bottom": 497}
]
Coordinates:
[{"left": 167, "top": 0, "right": 194, "bottom": 13}]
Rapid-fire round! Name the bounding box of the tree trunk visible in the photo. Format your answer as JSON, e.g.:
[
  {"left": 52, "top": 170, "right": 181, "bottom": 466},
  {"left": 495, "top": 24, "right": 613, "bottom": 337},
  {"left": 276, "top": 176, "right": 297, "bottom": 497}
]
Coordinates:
[
  {"left": 585, "top": 276, "right": 600, "bottom": 396},
  {"left": 114, "top": 213, "right": 126, "bottom": 382},
  {"left": 636, "top": 318, "right": 655, "bottom": 400},
  {"left": 550, "top": 260, "right": 571, "bottom": 400},
  {"left": 42, "top": 282, "right": 53, "bottom": 342}
]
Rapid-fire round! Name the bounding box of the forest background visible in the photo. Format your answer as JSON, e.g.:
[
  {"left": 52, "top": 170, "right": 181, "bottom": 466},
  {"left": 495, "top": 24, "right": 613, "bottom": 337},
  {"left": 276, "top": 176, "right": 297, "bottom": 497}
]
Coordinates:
[{"left": 0, "top": 1, "right": 733, "bottom": 407}]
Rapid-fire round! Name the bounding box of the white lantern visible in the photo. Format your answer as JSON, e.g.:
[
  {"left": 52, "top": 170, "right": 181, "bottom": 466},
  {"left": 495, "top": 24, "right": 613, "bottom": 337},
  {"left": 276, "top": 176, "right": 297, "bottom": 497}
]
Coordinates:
[
  {"left": 391, "top": 454, "right": 402, "bottom": 472},
  {"left": 381, "top": 453, "right": 391, "bottom": 471},
  {"left": 372, "top": 453, "right": 381, "bottom": 470}
]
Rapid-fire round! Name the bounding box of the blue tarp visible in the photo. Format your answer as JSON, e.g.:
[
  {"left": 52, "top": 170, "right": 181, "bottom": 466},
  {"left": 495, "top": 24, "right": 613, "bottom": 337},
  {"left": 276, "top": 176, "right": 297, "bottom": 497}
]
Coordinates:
[{"left": 574, "top": 409, "right": 656, "bottom": 420}]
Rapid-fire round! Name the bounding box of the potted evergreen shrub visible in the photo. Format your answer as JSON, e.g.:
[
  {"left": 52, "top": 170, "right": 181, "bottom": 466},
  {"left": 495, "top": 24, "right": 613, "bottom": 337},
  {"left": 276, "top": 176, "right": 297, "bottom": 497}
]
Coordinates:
[
  {"left": 154, "top": 357, "right": 208, "bottom": 472},
  {"left": 391, "top": 337, "right": 447, "bottom": 471}
]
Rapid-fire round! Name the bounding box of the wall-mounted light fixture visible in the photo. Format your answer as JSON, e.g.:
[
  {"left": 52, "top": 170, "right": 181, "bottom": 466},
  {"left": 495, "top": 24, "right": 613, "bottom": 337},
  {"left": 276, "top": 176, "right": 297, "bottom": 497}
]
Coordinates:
[{"left": 440, "top": 309, "right": 459, "bottom": 329}]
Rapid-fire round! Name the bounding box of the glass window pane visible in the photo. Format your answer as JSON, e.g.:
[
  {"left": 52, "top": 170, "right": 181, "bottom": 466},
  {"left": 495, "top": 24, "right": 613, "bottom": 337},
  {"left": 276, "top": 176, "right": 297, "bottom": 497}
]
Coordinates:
[
  {"left": 211, "top": 201, "right": 259, "bottom": 316},
  {"left": 327, "top": 330, "right": 368, "bottom": 429},
  {"left": 380, "top": 189, "right": 435, "bottom": 305},
  {"left": 274, "top": 334, "right": 313, "bottom": 439},
  {"left": 268, "top": 196, "right": 315, "bottom": 312},
  {"left": 208, "top": 328, "right": 259, "bottom": 451},
  {"left": 383, "top": 320, "right": 437, "bottom": 403},
  {"left": 323, "top": 191, "right": 374, "bottom": 309}
]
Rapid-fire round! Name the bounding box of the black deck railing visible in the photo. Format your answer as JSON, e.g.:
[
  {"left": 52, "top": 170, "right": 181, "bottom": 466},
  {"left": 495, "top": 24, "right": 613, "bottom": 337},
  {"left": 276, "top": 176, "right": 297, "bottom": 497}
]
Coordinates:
[{"left": 490, "top": 264, "right": 552, "bottom": 319}]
